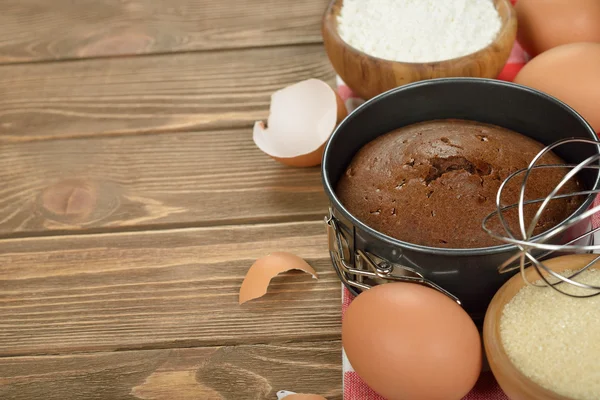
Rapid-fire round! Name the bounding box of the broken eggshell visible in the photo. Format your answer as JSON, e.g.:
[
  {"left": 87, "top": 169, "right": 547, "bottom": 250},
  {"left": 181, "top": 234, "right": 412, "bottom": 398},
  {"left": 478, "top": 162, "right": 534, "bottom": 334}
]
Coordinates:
[
  {"left": 253, "top": 79, "right": 348, "bottom": 167},
  {"left": 239, "top": 252, "right": 318, "bottom": 305}
]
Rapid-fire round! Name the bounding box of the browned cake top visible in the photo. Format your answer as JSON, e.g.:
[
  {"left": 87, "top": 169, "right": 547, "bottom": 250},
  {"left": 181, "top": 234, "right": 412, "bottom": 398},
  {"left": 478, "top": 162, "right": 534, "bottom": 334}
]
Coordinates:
[{"left": 335, "top": 119, "right": 583, "bottom": 248}]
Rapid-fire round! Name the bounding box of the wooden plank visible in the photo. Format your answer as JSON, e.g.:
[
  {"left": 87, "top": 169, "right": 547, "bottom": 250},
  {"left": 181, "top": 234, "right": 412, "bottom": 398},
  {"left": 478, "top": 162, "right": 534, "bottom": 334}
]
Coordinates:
[
  {"left": 0, "top": 221, "right": 341, "bottom": 356},
  {"left": 0, "top": 0, "right": 328, "bottom": 63},
  {"left": 0, "top": 129, "right": 328, "bottom": 237},
  {"left": 0, "top": 44, "right": 335, "bottom": 142},
  {"left": 0, "top": 341, "right": 342, "bottom": 400}
]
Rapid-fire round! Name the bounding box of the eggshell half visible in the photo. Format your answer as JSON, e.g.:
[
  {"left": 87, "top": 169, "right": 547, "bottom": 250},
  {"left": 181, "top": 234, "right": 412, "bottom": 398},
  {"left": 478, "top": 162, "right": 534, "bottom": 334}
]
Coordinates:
[
  {"left": 239, "top": 252, "right": 318, "bottom": 304},
  {"left": 253, "top": 79, "right": 348, "bottom": 167},
  {"left": 514, "top": 42, "right": 600, "bottom": 133}
]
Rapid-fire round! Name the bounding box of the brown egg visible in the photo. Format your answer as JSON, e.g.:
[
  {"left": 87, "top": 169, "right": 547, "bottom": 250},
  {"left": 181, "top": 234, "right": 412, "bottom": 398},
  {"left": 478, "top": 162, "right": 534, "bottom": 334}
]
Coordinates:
[
  {"left": 514, "top": 42, "right": 600, "bottom": 133},
  {"left": 343, "top": 283, "right": 481, "bottom": 400},
  {"left": 516, "top": 0, "right": 600, "bottom": 57}
]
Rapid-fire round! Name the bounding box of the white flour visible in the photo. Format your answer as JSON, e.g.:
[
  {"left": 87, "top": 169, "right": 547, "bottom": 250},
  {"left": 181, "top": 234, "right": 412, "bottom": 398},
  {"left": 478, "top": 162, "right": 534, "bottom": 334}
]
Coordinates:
[{"left": 337, "top": 0, "right": 502, "bottom": 63}]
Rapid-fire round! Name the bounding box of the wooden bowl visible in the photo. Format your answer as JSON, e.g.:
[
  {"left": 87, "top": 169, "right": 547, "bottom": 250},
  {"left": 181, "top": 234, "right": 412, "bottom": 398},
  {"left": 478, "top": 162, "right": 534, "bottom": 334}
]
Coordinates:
[
  {"left": 322, "top": 0, "right": 518, "bottom": 100},
  {"left": 483, "top": 254, "right": 598, "bottom": 400}
]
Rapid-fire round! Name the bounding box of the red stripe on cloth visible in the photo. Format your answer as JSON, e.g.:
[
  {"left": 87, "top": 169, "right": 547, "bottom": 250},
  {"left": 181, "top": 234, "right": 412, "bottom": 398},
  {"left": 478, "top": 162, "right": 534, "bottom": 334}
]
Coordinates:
[
  {"left": 344, "top": 371, "right": 509, "bottom": 400},
  {"left": 463, "top": 372, "right": 510, "bottom": 400},
  {"left": 497, "top": 63, "right": 526, "bottom": 82},
  {"left": 593, "top": 195, "right": 600, "bottom": 229},
  {"left": 344, "top": 372, "right": 386, "bottom": 400},
  {"left": 338, "top": 84, "right": 357, "bottom": 103},
  {"left": 342, "top": 287, "right": 354, "bottom": 318}
]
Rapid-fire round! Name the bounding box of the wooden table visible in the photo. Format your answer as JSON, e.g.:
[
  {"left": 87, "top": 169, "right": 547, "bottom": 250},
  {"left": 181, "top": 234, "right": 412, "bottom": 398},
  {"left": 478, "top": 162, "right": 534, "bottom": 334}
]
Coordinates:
[{"left": 0, "top": 1, "right": 342, "bottom": 398}]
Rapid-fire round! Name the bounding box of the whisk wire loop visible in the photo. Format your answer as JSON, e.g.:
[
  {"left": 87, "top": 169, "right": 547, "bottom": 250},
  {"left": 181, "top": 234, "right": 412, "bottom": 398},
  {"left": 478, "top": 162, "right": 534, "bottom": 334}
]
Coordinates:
[{"left": 483, "top": 137, "right": 600, "bottom": 298}]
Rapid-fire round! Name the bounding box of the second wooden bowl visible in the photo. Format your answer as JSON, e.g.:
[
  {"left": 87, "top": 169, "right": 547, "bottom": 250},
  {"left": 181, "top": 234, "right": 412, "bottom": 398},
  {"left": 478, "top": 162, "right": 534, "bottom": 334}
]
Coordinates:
[
  {"left": 322, "top": 0, "right": 518, "bottom": 100},
  {"left": 483, "top": 254, "right": 598, "bottom": 400}
]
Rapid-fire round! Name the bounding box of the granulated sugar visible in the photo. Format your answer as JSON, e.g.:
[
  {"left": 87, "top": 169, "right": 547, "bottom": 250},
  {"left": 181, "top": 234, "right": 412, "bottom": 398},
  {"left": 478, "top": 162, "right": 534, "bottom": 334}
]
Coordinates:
[
  {"left": 500, "top": 269, "right": 600, "bottom": 400},
  {"left": 337, "top": 0, "right": 502, "bottom": 63}
]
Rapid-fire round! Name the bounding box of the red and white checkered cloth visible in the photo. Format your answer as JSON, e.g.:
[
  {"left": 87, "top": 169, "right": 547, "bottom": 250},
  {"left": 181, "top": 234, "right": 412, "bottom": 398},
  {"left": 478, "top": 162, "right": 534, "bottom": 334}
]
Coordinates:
[{"left": 336, "top": 1, "right": 599, "bottom": 397}]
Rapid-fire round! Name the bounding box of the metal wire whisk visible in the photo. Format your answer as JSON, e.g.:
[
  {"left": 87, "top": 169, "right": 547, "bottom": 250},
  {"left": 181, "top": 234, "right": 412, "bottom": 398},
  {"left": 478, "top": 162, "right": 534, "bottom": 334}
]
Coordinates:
[{"left": 482, "top": 137, "right": 600, "bottom": 298}]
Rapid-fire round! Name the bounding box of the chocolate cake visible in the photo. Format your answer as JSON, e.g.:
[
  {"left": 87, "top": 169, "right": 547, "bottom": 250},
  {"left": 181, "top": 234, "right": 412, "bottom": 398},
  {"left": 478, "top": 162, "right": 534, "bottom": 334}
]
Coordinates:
[{"left": 335, "top": 119, "right": 583, "bottom": 248}]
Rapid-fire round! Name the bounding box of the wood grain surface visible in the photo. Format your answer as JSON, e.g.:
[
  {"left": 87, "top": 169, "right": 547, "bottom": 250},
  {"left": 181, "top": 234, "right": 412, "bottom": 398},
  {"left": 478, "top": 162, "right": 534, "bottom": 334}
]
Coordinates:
[
  {"left": 0, "top": 221, "right": 341, "bottom": 356},
  {"left": 0, "top": 0, "right": 344, "bottom": 397},
  {"left": 0, "top": 341, "right": 342, "bottom": 400},
  {"left": 1, "top": 129, "right": 328, "bottom": 237},
  {"left": 0, "top": 0, "right": 328, "bottom": 63},
  {"left": 0, "top": 44, "right": 334, "bottom": 142}
]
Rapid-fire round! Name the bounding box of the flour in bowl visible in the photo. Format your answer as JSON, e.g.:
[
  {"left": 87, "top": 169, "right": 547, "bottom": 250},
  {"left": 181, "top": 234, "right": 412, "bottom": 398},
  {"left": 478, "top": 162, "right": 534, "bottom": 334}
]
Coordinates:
[{"left": 337, "top": 0, "right": 503, "bottom": 63}]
